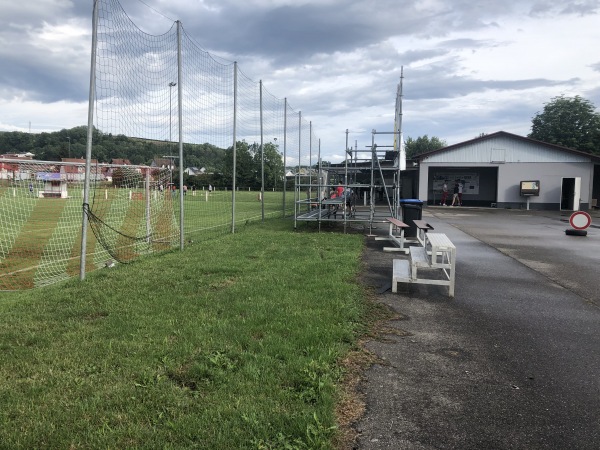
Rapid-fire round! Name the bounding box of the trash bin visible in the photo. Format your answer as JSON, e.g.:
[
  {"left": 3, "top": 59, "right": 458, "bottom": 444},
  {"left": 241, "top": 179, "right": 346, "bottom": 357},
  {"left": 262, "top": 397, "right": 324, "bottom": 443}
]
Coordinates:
[{"left": 400, "top": 199, "right": 423, "bottom": 237}]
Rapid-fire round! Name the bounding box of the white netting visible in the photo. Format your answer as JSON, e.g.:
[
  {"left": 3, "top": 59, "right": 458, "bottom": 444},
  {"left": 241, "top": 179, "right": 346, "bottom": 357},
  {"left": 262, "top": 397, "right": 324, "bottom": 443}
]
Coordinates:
[
  {"left": 0, "top": 0, "right": 321, "bottom": 290},
  {"left": 0, "top": 160, "right": 175, "bottom": 290}
]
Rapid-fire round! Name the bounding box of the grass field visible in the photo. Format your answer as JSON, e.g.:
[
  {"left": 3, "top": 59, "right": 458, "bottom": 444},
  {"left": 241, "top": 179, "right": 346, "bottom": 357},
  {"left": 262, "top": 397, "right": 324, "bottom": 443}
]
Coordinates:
[
  {"left": 0, "top": 186, "right": 296, "bottom": 290},
  {"left": 0, "top": 218, "right": 380, "bottom": 449}
]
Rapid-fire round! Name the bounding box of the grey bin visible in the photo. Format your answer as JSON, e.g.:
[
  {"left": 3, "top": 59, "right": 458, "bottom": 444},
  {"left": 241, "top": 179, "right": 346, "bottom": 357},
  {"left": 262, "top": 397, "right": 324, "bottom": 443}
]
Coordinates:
[{"left": 400, "top": 199, "right": 423, "bottom": 237}]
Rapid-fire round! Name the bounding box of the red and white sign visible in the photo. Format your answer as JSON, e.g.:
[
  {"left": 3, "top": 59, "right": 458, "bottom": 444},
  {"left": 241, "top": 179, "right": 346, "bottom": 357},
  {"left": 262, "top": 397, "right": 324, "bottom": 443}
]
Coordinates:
[{"left": 569, "top": 211, "right": 592, "bottom": 230}]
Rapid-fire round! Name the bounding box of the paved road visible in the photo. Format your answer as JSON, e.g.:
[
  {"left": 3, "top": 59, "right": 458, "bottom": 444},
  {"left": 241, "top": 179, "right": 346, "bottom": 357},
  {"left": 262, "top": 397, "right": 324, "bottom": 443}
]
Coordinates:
[{"left": 355, "top": 208, "right": 600, "bottom": 449}]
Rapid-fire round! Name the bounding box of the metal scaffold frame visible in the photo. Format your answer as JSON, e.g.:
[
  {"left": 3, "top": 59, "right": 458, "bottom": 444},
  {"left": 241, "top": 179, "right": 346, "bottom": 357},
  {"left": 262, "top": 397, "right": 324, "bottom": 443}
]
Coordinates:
[
  {"left": 294, "top": 129, "right": 404, "bottom": 233},
  {"left": 294, "top": 68, "right": 406, "bottom": 233}
]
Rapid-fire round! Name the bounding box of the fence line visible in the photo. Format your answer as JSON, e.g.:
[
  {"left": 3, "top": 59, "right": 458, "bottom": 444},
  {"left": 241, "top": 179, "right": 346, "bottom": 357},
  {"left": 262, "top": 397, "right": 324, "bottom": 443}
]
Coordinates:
[{"left": 0, "top": 0, "right": 321, "bottom": 290}]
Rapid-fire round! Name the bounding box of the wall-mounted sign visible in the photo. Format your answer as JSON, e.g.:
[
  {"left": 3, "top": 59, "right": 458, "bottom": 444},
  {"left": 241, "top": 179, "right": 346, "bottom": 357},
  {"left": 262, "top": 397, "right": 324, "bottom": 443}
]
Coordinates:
[{"left": 520, "top": 180, "right": 540, "bottom": 196}]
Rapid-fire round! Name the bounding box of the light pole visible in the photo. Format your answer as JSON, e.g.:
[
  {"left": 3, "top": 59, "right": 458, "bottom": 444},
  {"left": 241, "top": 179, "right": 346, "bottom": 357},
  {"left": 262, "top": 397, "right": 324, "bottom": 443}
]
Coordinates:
[
  {"left": 168, "top": 82, "right": 176, "bottom": 184},
  {"left": 67, "top": 137, "right": 71, "bottom": 158}
]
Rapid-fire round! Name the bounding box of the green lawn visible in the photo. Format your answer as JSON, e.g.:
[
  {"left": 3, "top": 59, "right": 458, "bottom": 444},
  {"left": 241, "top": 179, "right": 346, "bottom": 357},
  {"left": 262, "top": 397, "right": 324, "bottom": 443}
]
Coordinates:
[
  {"left": 0, "top": 218, "right": 373, "bottom": 449},
  {"left": 0, "top": 187, "right": 296, "bottom": 290}
]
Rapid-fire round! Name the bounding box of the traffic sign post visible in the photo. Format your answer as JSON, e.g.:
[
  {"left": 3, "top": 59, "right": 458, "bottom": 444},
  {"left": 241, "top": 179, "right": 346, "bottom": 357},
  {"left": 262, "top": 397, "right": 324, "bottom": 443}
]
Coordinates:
[
  {"left": 566, "top": 211, "right": 592, "bottom": 236},
  {"left": 569, "top": 211, "right": 592, "bottom": 230}
]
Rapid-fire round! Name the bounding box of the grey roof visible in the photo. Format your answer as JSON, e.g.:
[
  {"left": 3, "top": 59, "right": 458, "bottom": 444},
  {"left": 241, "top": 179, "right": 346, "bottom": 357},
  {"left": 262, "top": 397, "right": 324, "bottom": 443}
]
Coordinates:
[{"left": 416, "top": 131, "right": 600, "bottom": 163}]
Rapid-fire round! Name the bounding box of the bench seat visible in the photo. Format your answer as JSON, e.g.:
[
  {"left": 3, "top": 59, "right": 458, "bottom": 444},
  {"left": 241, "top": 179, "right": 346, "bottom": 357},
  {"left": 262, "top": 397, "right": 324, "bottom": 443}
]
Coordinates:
[
  {"left": 391, "top": 231, "right": 456, "bottom": 297},
  {"left": 412, "top": 220, "right": 434, "bottom": 245},
  {"left": 392, "top": 259, "right": 411, "bottom": 293},
  {"left": 377, "top": 217, "right": 410, "bottom": 253}
]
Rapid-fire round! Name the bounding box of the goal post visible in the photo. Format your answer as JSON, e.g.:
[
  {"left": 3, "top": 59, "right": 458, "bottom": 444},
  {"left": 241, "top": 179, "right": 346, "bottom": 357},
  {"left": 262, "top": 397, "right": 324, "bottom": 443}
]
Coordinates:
[{"left": 0, "top": 159, "right": 176, "bottom": 290}]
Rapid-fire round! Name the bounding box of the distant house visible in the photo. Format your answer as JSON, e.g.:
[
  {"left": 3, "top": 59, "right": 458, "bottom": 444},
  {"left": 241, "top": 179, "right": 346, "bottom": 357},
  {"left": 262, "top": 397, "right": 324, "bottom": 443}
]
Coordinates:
[
  {"left": 105, "top": 158, "right": 141, "bottom": 182},
  {"left": 110, "top": 158, "right": 132, "bottom": 166},
  {"left": 60, "top": 158, "right": 101, "bottom": 182},
  {"left": 184, "top": 167, "right": 205, "bottom": 176},
  {"left": 0, "top": 152, "right": 34, "bottom": 160},
  {"left": 151, "top": 157, "right": 176, "bottom": 171}
]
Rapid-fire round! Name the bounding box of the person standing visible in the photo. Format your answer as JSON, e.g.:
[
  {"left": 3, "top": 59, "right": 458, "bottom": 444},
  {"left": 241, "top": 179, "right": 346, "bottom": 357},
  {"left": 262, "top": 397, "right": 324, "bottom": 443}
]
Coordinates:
[
  {"left": 440, "top": 181, "right": 448, "bottom": 206},
  {"left": 457, "top": 180, "right": 464, "bottom": 206},
  {"left": 451, "top": 181, "right": 460, "bottom": 206}
]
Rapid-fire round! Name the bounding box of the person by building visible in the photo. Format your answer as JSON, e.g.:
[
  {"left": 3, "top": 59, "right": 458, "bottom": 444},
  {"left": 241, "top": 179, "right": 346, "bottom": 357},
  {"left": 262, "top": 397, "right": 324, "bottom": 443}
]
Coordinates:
[
  {"left": 440, "top": 181, "right": 448, "bottom": 206},
  {"left": 457, "top": 180, "right": 464, "bottom": 206},
  {"left": 451, "top": 181, "right": 460, "bottom": 206}
]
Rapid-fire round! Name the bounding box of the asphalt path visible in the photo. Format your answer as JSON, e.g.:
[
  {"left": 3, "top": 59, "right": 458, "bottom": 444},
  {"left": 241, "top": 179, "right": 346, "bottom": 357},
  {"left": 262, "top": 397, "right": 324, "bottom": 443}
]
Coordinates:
[{"left": 355, "top": 208, "right": 600, "bottom": 449}]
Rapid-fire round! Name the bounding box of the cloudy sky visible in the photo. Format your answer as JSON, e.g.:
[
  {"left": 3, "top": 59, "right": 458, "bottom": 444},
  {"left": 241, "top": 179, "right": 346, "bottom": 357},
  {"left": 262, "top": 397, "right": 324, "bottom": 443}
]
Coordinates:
[{"left": 1, "top": 0, "right": 599, "bottom": 162}]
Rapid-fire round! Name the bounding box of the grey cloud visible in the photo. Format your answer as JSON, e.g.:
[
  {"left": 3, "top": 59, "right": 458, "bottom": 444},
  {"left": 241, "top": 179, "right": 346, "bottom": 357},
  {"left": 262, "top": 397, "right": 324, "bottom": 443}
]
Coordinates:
[
  {"left": 405, "top": 62, "right": 579, "bottom": 101},
  {"left": 530, "top": 0, "right": 599, "bottom": 16},
  {"left": 172, "top": 0, "right": 511, "bottom": 66}
]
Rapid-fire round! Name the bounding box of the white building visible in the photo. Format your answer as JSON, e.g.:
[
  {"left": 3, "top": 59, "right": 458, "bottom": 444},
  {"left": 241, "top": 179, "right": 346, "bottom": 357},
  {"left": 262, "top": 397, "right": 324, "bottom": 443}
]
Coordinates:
[{"left": 415, "top": 131, "right": 600, "bottom": 211}]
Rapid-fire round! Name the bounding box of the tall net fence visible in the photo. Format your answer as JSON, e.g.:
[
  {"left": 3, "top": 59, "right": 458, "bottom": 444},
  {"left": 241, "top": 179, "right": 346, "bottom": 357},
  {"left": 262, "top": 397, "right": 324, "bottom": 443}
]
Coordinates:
[
  {"left": 0, "top": 160, "right": 175, "bottom": 290},
  {"left": 0, "top": 0, "right": 320, "bottom": 291}
]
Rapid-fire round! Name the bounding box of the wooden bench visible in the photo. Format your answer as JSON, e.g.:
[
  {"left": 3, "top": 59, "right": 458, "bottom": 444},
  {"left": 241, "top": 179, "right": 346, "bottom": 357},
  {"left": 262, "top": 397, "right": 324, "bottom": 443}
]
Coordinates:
[
  {"left": 392, "top": 232, "right": 456, "bottom": 297},
  {"left": 375, "top": 217, "right": 410, "bottom": 254},
  {"left": 412, "top": 219, "right": 434, "bottom": 246}
]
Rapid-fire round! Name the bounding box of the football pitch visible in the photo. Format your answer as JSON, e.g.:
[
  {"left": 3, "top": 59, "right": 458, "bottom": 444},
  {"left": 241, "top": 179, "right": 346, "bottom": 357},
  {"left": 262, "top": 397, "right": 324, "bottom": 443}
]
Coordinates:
[{"left": 0, "top": 186, "right": 293, "bottom": 290}]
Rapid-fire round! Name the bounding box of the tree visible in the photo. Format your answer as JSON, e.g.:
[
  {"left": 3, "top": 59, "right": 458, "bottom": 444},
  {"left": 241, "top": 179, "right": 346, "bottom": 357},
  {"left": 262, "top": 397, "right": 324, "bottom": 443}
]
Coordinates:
[
  {"left": 404, "top": 135, "right": 446, "bottom": 158},
  {"left": 259, "top": 142, "right": 284, "bottom": 189},
  {"left": 529, "top": 95, "right": 600, "bottom": 154},
  {"left": 222, "top": 141, "right": 254, "bottom": 188}
]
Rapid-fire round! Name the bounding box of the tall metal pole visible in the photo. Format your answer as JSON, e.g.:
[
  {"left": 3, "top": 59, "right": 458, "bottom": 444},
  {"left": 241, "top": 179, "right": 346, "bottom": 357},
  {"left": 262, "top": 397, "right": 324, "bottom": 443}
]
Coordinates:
[
  {"left": 309, "top": 121, "right": 312, "bottom": 201},
  {"left": 298, "top": 111, "right": 302, "bottom": 222},
  {"left": 177, "top": 21, "right": 184, "bottom": 250},
  {"left": 232, "top": 62, "right": 238, "bottom": 233},
  {"left": 395, "top": 67, "right": 405, "bottom": 218},
  {"left": 145, "top": 168, "right": 151, "bottom": 243},
  {"left": 169, "top": 81, "right": 176, "bottom": 186},
  {"left": 283, "top": 98, "right": 287, "bottom": 215},
  {"left": 260, "top": 80, "right": 265, "bottom": 222},
  {"left": 80, "top": 0, "right": 99, "bottom": 280}
]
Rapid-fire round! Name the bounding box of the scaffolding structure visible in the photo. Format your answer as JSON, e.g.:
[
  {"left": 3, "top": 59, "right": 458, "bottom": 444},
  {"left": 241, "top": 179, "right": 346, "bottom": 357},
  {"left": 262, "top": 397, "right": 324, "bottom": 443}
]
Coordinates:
[
  {"left": 294, "top": 68, "right": 406, "bottom": 232},
  {"left": 294, "top": 130, "right": 404, "bottom": 232}
]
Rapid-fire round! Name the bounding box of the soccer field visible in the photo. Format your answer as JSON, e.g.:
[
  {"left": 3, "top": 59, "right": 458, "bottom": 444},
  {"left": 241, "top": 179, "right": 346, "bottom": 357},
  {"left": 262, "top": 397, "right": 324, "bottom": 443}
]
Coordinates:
[{"left": 0, "top": 185, "right": 293, "bottom": 291}]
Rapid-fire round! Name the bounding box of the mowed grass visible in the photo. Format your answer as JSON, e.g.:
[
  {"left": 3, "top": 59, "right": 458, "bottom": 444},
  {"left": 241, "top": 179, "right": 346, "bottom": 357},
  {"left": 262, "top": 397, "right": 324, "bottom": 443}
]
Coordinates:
[
  {"left": 0, "top": 187, "right": 295, "bottom": 290},
  {"left": 0, "top": 218, "right": 370, "bottom": 449}
]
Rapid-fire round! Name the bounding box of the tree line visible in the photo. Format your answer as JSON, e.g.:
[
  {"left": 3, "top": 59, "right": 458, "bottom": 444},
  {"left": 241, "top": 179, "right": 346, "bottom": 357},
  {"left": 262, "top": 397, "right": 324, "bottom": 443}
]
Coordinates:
[{"left": 0, "top": 126, "right": 285, "bottom": 189}]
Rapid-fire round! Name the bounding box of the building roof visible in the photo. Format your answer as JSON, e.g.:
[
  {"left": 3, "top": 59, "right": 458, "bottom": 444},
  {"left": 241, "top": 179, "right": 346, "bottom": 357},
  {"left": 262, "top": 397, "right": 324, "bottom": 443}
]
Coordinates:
[
  {"left": 111, "top": 158, "right": 132, "bottom": 165},
  {"left": 416, "top": 131, "right": 600, "bottom": 163}
]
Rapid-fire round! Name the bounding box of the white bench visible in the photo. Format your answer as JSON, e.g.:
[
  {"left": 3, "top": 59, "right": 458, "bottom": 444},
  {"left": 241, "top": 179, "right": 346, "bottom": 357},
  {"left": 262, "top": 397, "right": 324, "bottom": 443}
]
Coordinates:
[
  {"left": 376, "top": 217, "right": 410, "bottom": 254},
  {"left": 392, "top": 232, "right": 456, "bottom": 297},
  {"left": 412, "top": 219, "right": 434, "bottom": 246}
]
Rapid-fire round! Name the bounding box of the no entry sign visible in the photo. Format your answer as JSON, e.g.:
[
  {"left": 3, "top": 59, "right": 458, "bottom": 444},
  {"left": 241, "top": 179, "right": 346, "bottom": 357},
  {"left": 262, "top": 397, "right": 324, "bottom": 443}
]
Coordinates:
[{"left": 569, "top": 211, "right": 592, "bottom": 230}]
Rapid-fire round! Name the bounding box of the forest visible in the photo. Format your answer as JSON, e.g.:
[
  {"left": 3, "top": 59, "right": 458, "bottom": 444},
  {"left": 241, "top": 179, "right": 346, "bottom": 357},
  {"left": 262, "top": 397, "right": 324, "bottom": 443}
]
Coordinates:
[{"left": 0, "top": 126, "right": 284, "bottom": 189}]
